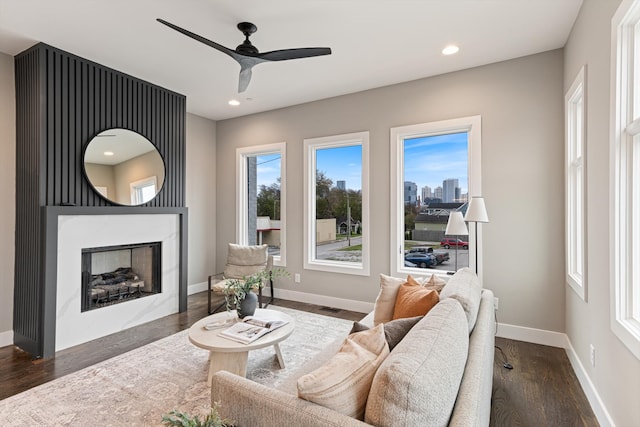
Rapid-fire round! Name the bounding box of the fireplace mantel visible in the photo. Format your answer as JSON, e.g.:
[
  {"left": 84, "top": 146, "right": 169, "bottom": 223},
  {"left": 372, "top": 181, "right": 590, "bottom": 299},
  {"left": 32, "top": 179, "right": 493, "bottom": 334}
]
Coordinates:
[{"left": 40, "top": 206, "right": 188, "bottom": 356}]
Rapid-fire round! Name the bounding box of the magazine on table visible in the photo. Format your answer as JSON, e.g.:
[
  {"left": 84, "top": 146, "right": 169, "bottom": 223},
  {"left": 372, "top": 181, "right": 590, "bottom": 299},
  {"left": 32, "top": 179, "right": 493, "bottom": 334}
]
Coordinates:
[{"left": 218, "top": 315, "right": 288, "bottom": 344}]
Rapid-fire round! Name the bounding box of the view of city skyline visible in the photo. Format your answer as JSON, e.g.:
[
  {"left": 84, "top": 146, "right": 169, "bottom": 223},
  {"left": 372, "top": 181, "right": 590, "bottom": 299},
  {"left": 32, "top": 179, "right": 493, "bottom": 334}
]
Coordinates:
[
  {"left": 404, "top": 132, "right": 468, "bottom": 200},
  {"left": 255, "top": 132, "right": 467, "bottom": 200}
]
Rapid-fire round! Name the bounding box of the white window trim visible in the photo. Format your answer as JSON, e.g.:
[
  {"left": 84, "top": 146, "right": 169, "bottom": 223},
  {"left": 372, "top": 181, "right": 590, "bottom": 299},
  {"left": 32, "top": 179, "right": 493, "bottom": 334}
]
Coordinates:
[
  {"left": 129, "top": 176, "right": 157, "bottom": 205},
  {"left": 610, "top": 0, "right": 640, "bottom": 360},
  {"left": 565, "top": 65, "right": 587, "bottom": 301},
  {"left": 303, "top": 131, "right": 370, "bottom": 276},
  {"left": 390, "top": 116, "right": 482, "bottom": 279},
  {"left": 236, "top": 142, "right": 287, "bottom": 267}
]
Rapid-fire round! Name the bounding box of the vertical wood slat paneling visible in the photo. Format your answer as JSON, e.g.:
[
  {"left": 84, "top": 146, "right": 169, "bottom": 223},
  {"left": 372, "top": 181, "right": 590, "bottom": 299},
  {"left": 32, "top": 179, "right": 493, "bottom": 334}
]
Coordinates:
[{"left": 13, "top": 42, "right": 186, "bottom": 358}]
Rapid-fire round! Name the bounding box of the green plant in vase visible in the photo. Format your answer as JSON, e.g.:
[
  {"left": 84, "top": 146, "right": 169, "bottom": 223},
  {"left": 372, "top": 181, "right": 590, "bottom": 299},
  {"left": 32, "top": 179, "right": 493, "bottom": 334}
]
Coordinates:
[{"left": 223, "top": 268, "right": 289, "bottom": 317}]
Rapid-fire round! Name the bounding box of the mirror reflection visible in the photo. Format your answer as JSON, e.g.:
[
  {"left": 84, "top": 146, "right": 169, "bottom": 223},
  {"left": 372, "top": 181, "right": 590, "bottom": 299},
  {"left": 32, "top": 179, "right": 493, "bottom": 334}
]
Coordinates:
[{"left": 84, "top": 129, "right": 165, "bottom": 206}]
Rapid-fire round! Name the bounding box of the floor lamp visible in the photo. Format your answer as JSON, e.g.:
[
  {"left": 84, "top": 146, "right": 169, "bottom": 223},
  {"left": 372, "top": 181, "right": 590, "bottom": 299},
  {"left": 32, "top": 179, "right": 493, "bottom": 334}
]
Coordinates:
[
  {"left": 445, "top": 211, "right": 468, "bottom": 272},
  {"left": 464, "top": 196, "right": 489, "bottom": 275}
]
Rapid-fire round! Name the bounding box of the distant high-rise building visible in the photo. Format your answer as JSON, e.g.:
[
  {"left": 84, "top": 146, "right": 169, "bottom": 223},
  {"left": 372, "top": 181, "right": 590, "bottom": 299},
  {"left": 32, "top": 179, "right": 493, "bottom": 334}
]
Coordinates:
[
  {"left": 442, "top": 178, "right": 459, "bottom": 203},
  {"left": 404, "top": 181, "right": 418, "bottom": 205},
  {"left": 421, "top": 186, "right": 432, "bottom": 203},
  {"left": 336, "top": 180, "right": 346, "bottom": 190},
  {"left": 434, "top": 186, "right": 443, "bottom": 200}
]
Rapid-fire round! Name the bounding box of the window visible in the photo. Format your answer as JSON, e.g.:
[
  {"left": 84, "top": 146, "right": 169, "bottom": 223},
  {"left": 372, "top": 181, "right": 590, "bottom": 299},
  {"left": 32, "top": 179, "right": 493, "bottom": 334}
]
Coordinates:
[
  {"left": 303, "top": 132, "right": 370, "bottom": 275},
  {"left": 565, "top": 65, "right": 586, "bottom": 300},
  {"left": 130, "top": 176, "right": 157, "bottom": 205},
  {"left": 236, "top": 143, "right": 286, "bottom": 266},
  {"left": 390, "top": 116, "right": 482, "bottom": 278},
  {"left": 611, "top": 0, "right": 640, "bottom": 359}
]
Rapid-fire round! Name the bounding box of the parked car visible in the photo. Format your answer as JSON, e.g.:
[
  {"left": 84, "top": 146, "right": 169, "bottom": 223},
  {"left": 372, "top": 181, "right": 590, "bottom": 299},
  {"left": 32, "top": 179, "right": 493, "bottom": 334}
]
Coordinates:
[
  {"left": 440, "top": 238, "right": 469, "bottom": 249},
  {"left": 404, "top": 252, "right": 438, "bottom": 268},
  {"left": 404, "top": 259, "right": 418, "bottom": 268},
  {"left": 407, "top": 246, "right": 450, "bottom": 264}
]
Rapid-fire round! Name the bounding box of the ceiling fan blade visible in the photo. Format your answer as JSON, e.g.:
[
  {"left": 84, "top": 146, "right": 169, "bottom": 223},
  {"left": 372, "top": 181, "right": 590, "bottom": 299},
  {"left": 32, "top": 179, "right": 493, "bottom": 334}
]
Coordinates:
[
  {"left": 238, "top": 65, "right": 253, "bottom": 93},
  {"left": 259, "top": 47, "right": 332, "bottom": 62},
  {"left": 157, "top": 18, "right": 238, "bottom": 60}
]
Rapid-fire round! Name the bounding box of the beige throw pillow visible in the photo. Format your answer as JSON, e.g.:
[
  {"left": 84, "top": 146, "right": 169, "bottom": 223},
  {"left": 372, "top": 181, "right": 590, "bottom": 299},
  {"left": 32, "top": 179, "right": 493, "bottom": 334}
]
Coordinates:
[
  {"left": 423, "top": 273, "right": 447, "bottom": 292},
  {"left": 297, "top": 324, "right": 390, "bottom": 420},
  {"left": 372, "top": 274, "right": 406, "bottom": 326}
]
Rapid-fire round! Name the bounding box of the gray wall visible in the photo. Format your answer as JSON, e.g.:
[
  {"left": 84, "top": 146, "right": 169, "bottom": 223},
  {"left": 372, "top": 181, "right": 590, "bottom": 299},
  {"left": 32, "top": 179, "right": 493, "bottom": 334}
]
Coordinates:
[
  {"left": 185, "top": 113, "right": 217, "bottom": 286},
  {"left": 564, "top": 0, "right": 640, "bottom": 425},
  {"left": 216, "top": 49, "right": 566, "bottom": 333},
  {"left": 0, "top": 52, "right": 15, "bottom": 344}
]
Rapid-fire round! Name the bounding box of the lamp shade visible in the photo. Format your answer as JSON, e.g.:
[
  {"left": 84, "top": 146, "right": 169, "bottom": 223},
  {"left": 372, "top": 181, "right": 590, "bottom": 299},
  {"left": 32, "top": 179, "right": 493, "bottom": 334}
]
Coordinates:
[
  {"left": 445, "top": 211, "right": 469, "bottom": 236},
  {"left": 464, "top": 196, "right": 489, "bottom": 223}
]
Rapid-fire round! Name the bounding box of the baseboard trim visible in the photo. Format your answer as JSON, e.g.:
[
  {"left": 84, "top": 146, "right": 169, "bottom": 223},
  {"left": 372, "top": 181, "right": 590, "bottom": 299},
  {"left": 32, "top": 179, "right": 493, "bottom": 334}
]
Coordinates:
[
  {"left": 271, "top": 288, "right": 374, "bottom": 314},
  {"left": 496, "top": 322, "right": 568, "bottom": 348},
  {"left": 497, "top": 322, "right": 614, "bottom": 427},
  {"left": 0, "top": 330, "right": 13, "bottom": 347},
  {"left": 564, "top": 339, "right": 616, "bottom": 427},
  {"left": 188, "top": 281, "right": 208, "bottom": 295}
]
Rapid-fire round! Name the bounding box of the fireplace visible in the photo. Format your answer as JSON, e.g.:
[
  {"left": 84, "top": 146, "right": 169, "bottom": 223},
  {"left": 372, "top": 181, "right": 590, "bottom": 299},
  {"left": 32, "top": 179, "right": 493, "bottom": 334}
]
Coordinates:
[{"left": 81, "top": 242, "right": 162, "bottom": 312}]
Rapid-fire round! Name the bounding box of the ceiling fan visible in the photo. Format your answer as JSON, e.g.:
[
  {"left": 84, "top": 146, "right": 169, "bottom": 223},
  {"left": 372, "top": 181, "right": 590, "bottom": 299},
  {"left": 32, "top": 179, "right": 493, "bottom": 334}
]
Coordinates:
[{"left": 157, "top": 19, "right": 332, "bottom": 93}]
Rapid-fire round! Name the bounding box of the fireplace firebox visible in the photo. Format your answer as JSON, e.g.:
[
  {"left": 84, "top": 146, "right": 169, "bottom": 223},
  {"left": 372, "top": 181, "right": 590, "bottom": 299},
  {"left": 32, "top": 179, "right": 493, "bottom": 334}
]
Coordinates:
[{"left": 81, "top": 242, "right": 162, "bottom": 312}]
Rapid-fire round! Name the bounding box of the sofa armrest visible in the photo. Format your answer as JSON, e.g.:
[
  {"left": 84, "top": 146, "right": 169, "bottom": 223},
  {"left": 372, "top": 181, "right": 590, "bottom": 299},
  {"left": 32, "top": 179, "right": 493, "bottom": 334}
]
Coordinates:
[
  {"left": 448, "top": 289, "right": 495, "bottom": 427},
  {"left": 211, "top": 371, "right": 370, "bottom": 427}
]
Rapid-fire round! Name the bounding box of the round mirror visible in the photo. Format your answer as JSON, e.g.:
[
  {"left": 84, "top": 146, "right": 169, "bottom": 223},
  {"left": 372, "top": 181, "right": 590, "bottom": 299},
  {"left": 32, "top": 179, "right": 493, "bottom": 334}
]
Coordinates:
[{"left": 83, "top": 129, "right": 165, "bottom": 206}]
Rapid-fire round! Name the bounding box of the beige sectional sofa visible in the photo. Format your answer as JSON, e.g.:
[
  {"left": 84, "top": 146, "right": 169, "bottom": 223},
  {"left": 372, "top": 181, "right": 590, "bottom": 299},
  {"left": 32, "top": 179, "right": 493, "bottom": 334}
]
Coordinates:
[{"left": 211, "top": 268, "right": 495, "bottom": 427}]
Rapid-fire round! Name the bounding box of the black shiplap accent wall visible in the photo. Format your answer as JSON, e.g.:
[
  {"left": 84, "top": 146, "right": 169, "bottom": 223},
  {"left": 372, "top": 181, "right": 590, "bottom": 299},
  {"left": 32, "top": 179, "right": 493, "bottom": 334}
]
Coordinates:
[{"left": 14, "top": 43, "right": 187, "bottom": 358}]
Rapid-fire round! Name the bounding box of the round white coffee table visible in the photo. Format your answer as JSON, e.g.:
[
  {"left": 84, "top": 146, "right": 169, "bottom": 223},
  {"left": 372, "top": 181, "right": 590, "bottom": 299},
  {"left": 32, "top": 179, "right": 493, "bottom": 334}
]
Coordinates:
[{"left": 189, "top": 308, "right": 295, "bottom": 385}]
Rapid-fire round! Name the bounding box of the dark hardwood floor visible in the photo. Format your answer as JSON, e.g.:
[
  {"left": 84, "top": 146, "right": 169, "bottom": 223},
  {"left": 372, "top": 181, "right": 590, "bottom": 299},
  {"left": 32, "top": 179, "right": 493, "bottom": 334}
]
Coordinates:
[{"left": 0, "top": 292, "right": 598, "bottom": 426}]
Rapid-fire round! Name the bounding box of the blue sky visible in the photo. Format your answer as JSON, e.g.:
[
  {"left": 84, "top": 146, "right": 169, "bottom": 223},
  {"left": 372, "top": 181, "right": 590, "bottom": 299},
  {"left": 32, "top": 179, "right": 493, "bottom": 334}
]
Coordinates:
[
  {"left": 404, "top": 132, "right": 468, "bottom": 194},
  {"left": 256, "top": 153, "right": 281, "bottom": 189},
  {"left": 316, "top": 144, "right": 362, "bottom": 190},
  {"left": 255, "top": 133, "right": 468, "bottom": 194}
]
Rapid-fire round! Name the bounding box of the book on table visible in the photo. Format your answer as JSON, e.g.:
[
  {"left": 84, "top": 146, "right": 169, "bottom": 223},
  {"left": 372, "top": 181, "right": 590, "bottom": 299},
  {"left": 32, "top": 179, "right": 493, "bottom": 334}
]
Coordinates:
[{"left": 218, "top": 315, "right": 288, "bottom": 344}]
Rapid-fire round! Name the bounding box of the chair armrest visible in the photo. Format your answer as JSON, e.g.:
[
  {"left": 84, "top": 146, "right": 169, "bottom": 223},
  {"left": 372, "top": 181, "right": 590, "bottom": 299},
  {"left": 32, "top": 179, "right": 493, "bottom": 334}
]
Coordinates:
[{"left": 211, "top": 371, "right": 369, "bottom": 427}]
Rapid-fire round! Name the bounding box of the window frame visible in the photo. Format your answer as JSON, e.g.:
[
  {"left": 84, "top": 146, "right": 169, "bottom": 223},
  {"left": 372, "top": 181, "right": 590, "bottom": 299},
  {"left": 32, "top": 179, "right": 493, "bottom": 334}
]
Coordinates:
[
  {"left": 390, "top": 116, "right": 482, "bottom": 279},
  {"left": 565, "top": 65, "right": 587, "bottom": 301},
  {"left": 303, "top": 131, "right": 370, "bottom": 276},
  {"left": 236, "top": 142, "right": 287, "bottom": 267},
  {"left": 611, "top": 0, "right": 640, "bottom": 360}
]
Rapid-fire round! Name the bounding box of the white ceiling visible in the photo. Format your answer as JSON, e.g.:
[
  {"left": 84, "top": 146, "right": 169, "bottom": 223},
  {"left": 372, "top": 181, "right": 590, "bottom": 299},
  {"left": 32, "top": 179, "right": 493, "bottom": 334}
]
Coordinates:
[{"left": 0, "top": 0, "right": 582, "bottom": 121}]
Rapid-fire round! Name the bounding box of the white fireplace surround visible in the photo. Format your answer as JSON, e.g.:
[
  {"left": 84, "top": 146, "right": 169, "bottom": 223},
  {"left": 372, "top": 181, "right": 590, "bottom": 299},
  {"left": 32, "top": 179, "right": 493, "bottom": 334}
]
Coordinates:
[{"left": 55, "top": 214, "right": 180, "bottom": 351}]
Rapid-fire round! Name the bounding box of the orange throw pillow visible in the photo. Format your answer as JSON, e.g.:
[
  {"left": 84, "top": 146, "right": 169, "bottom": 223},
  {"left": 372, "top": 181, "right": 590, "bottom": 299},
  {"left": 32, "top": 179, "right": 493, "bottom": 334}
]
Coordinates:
[{"left": 392, "top": 275, "right": 440, "bottom": 320}]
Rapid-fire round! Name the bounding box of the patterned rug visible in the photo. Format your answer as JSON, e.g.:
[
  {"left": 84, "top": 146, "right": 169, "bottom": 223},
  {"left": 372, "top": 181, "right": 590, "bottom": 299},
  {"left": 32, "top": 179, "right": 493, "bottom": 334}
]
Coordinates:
[{"left": 0, "top": 306, "right": 355, "bottom": 427}]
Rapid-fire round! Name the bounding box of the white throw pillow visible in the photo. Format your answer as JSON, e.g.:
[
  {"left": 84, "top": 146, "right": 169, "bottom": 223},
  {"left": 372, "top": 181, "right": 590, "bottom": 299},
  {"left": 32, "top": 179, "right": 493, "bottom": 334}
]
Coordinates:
[
  {"left": 373, "top": 274, "right": 406, "bottom": 326},
  {"left": 297, "top": 324, "right": 390, "bottom": 420}
]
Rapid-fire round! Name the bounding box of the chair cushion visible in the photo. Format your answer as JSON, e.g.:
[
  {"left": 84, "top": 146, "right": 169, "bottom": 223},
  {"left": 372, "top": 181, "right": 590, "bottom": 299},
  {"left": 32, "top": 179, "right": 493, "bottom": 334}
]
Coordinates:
[
  {"left": 439, "top": 267, "right": 482, "bottom": 333},
  {"left": 297, "top": 324, "right": 390, "bottom": 420},
  {"left": 365, "top": 298, "right": 469, "bottom": 426},
  {"left": 223, "top": 243, "right": 269, "bottom": 279}
]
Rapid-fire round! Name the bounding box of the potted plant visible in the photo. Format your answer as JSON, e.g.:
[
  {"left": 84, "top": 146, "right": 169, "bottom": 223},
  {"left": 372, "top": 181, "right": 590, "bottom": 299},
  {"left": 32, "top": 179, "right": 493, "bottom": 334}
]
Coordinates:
[
  {"left": 161, "top": 402, "right": 234, "bottom": 427},
  {"left": 223, "top": 268, "right": 289, "bottom": 318}
]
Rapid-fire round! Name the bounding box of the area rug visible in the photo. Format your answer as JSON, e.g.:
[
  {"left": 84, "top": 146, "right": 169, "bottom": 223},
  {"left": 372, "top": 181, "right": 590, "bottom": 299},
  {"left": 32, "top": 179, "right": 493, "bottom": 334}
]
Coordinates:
[{"left": 0, "top": 306, "right": 355, "bottom": 427}]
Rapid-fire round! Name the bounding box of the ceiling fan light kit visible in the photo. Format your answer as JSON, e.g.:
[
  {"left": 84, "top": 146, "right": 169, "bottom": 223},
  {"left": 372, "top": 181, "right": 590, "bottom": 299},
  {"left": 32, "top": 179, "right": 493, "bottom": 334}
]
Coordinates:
[{"left": 157, "top": 18, "right": 332, "bottom": 93}]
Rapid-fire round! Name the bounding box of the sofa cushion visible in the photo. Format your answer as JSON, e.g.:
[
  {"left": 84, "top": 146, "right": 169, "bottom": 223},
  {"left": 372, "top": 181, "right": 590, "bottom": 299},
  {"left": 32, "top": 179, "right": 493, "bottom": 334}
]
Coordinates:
[
  {"left": 373, "top": 274, "right": 406, "bottom": 325},
  {"left": 439, "top": 267, "right": 482, "bottom": 333},
  {"left": 364, "top": 298, "right": 469, "bottom": 427},
  {"left": 350, "top": 315, "right": 423, "bottom": 351},
  {"left": 392, "top": 276, "right": 439, "bottom": 320},
  {"left": 297, "top": 324, "right": 390, "bottom": 420},
  {"left": 423, "top": 273, "right": 447, "bottom": 292}
]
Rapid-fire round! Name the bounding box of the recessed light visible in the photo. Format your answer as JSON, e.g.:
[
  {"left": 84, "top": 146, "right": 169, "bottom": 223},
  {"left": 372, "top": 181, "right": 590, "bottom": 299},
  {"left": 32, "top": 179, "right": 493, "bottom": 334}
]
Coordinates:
[
  {"left": 228, "top": 99, "right": 240, "bottom": 106},
  {"left": 104, "top": 151, "right": 114, "bottom": 156},
  {"left": 442, "top": 45, "right": 459, "bottom": 55}
]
